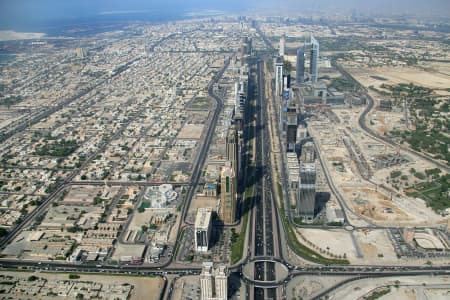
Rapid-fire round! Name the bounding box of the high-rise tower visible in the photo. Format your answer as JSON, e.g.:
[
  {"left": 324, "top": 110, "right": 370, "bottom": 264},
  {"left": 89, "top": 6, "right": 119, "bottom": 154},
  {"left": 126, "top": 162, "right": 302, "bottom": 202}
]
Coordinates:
[
  {"left": 275, "top": 57, "right": 283, "bottom": 96},
  {"left": 214, "top": 265, "right": 228, "bottom": 300},
  {"left": 195, "top": 208, "right": 213, "bottom": 253},
  {"left": 296, "top": 46, "right": 306, "bottom": 84},
  {"left": 200, "top": 262, "right": 214, "bottom": 300},
  {"left": 279, "top": 34, "right": 286, "bottom": 57},
  {"left": 297, "top": 162, "right": 317, "bottom": 221},
  {"left": 200, "top": 262, "right": 228, "bottom": 300},
  {"left": 310, "top": 36, "right": 319, "bottom": 83},
  {"left": 226, "top": 127, "right": 239, "bottom": 183},
  {"left": 286, "top": 104, "right": 297, "bottom": 152},
  {"left": 220, "top": 165, "right": 236, "bottom": 224}
]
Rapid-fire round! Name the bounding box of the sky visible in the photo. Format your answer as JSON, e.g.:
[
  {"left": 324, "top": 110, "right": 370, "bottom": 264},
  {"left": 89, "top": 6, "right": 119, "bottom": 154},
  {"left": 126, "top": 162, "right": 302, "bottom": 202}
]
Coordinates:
[{"left": 0, "top": 0, "right": 449, "bottom": 31}]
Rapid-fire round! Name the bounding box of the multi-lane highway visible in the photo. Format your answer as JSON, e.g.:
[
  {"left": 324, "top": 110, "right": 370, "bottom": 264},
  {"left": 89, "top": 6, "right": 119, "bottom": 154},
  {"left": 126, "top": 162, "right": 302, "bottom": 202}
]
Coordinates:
[{"left": 246, "top": 58, "right": 284, "bottom": 300}]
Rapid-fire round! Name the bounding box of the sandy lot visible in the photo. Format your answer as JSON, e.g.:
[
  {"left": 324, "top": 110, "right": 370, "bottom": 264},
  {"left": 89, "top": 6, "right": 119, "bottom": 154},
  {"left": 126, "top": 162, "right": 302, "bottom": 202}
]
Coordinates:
[
  {"left": 343, "top": 187, "right": 412, "bottom": 222},
  {"left": 186, "top": 195, "right": 217, "bottom": 223},
  {"left": 0, "top": 271, "right": 163, "bottom": 300},
  {"left": 328, "top": 275, "right": 450, "bottom": 300},
  {"left": 298, "top": 228, "right": 357, "bottom": 260},
  {"left": 177, "top": 124, "right": 204, "bottom": 139},
  {"left": 353, "top": 229, "right": 398, "bottom": 263},
  {"left": 287, "top": 275, "right": 351, "bottom": 300},
  {"left": 347, "top": 66, "right": 450, "bottom": 91},
  {"left": 171, "top": 275, "right": 200, "bottom": 300},
  {"left": 296, "top": 228, "right": 406, "bottom": 265}
]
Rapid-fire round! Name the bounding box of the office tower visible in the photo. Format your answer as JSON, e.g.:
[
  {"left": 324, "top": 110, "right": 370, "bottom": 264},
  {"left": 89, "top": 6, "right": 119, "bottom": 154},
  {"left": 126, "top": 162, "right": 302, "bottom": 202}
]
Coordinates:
[
  {"left": 236, "top": 79, "right": 247, "bottom": 114},
  {"left": 200, "top": 262, "right": 214, "bottom": 300},
  {"left": 76, "top": 47, "right": 87, "bottom": 58},
  {"left": 296, "top": 46, "right": 305, "bottom": 84},
  {"left": 240, "top": 37, "right": 248, "bottom": 59},
  {"left": 310, "top": 36, "right": 319, "bottom": 83},
  {"left": 220, "top": 165, "right": 236, "bottom": 224},
  {"left": 300, "top": 141, "right": 315, "bottom": 163},
  {"left": 297, "top": 125, "right": 308, "bottom": 142},
  {"left": 275, "top": 57, "right": 283, "bottom": 96},
  {"left": 234, "top": 81, "right": 241, "bottom": 115},
  {"left": 280, "top": 74, "right": 291, "bottom": 132},
  {"left": 226, "top": 127, "right": 239, "bottom": 182},
  {"left": 283, "top": 74, "right": 291, "bottom": 91},
  {"left": 286, "top": 104, "right": 297, "bottom": 152},
  {"left": 200, "top": 262, "right": 228, "bottom": 300},
  {"left": 297, "top": 162, "right": 317, "bottom": 221},
  {"left": 247, "top": 38, "right": 253, "bottom": 56},
  {"left": 214, "top": 265, "right": 228, "bottom": 300},
  {"left": 279, "top": 34, "right": 285, "bottom": 57},
  {"left": 195, "top": 208, "right": 213, "bottom": 253}
]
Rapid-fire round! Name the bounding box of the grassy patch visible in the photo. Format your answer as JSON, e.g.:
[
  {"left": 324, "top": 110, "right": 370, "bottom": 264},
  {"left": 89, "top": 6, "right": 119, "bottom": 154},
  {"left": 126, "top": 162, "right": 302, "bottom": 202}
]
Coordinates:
[
  {"left": 363, "top": 287, "right": 391, "bottom": 300},
  {"left": 174, "top": 229, "right": 185, "bottom": 260},
  {"left": 406, "top": 173, "right": 449, "bottom": 212},
  {"left": 139, "top": 202, "right": 150, "bottom": 210}
]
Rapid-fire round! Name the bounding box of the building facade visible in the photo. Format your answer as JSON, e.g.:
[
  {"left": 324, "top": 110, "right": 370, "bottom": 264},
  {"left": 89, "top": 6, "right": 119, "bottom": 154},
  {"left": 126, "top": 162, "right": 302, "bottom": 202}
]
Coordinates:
[
  {"left": 195, "top": 207, "right": 213, "bottom": 253},
  {"left": 286, "top": 103, "right": 297, "bottom": 152},
  {"left": 300, "top": 141, "right": 315, "bottom": 163},
  {"left": 200, "top": 262, "right": 228, "bottom": 300},
  {"left": 200, "top": 262, "right": 214, "bottom": 300},
  {"left": 310, "top": 36, "right": 319, "bottom": 83},
  {"left": 226, "top": 128, "right": 239, "bottom": 184},
  {"left": 279, "top": 34, "right": 285, "bottom": 57},
  {"left": 220, "top": 165, "right": 236, "bottom": 224},
  {"left": 297, "top": 162, "right": 317, "bottom": 221},
  {"left": 296, "top": 46, "right": 305, "bottom": 84},
  {"left": 275, "top": 58, "right": 283, "bottom": 96}
]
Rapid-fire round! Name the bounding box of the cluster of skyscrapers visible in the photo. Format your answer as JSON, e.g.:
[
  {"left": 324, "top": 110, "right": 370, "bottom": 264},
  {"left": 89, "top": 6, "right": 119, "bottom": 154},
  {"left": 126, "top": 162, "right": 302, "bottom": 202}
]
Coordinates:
[
  {"left": 294, "top": 35, "right": 320, "bottom": 84},
  {"left": 275, "top": 34, "right": 320, "bottom": 222},
  {"left": 194, "top": 39, "right": 250, "bottom": 256}
]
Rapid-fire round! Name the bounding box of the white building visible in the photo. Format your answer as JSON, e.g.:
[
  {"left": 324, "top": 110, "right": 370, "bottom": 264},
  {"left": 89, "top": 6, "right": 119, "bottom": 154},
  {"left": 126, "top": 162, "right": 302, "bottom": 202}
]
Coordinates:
[
  {"left": 279, "top": 34, "right": 286, "bottom": 57},
  {"left": 143, "top": 184, "right": 178, "bottom": 208},
  {"left": 195, "top": 207, "right": 213, "bottom": 253},
  {"left": 200, "top": 262, "right": 228, "bottom": 300},
  {"left": 275, "top": 58, "right": 283, "bottom": 97},
  {"left": 200, "top": 262, "right": 214, "bottom": 300},
  {"left": 214, "top": 265, "right": 228, "bottom": 300}
]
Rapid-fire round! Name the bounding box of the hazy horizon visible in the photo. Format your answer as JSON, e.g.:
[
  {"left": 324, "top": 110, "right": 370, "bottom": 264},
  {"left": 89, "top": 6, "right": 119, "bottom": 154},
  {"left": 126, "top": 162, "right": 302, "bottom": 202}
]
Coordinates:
[{"left": 1, "top": 0, "right": 449, "bottom": 31}]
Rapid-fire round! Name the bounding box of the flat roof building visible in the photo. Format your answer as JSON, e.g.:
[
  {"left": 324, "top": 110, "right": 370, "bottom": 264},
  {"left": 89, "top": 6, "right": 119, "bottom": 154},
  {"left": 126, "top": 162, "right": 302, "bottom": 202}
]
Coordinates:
[
  {"left": 195, "top": 207, "right": 213, "bottom": 253},
  {"left": 220, "top": 165, "right": 236, "bottom": 224},
  {"left": 200, "top": 262, "right": 228, "bottom": 300},
  {"left": 297, "top": 162, "right": 317, "bottom": 222}
]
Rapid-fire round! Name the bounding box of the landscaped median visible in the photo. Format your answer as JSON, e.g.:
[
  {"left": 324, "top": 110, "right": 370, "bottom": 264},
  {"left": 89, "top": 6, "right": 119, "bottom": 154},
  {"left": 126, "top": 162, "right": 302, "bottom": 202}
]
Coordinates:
[
  {"left": 230, "top": 184, "right": 254, "bottom": 264},
  {"left": 277, "top": 182, "right": 350, "bottom": 265}
]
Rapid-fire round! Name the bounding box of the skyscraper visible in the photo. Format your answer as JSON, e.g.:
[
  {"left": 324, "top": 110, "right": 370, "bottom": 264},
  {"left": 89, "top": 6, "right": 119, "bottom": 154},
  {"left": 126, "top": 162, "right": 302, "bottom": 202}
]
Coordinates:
[
  {"left": 296, "top": 46, "right": 305, "bottom": 84},
  {"left": 310, "top": 36, "right": 319, "bottom": 83},
  {"left": 297, "top": 162, "right": 317, "bottom": 221},
  {"left": 200, "top": 262, "right": 228, "bottom": 300},
  {"left": 220, "top": 165, "right": 236, "bottom": 224},
  {"left": 279, "top": 34, "right": 285, "bottom": 57},
  {"left": 226, "top": 127, "right": 239, "bottom": 184},
  {"left": 214, "top": 265, "right": 228, "bottom": 300},
  {"left": 200, "top": 262, "right": 214, "bottom": 300},
  {"left": 300, "top": 141, "right": 315, "bottom": 163},
  {"left": 275, "top": 57, "right": 283, "bottom": 96},
  {"left": 286, "top": 104, "right": 297, "bottom": 152},
  {"left": 195, "top": 208, "right": 213, "bottom": 253}
]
